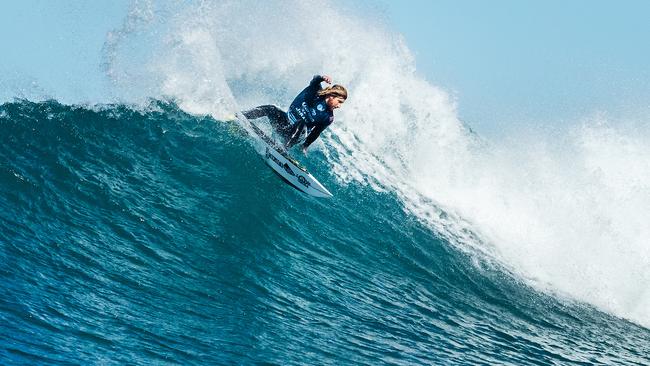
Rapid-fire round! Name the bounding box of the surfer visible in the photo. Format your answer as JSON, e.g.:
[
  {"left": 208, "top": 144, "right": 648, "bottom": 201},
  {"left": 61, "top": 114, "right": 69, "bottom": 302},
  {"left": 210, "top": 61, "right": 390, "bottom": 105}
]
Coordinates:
[{"left": 242, "top": 75, "right": 347, "bottom": 154}]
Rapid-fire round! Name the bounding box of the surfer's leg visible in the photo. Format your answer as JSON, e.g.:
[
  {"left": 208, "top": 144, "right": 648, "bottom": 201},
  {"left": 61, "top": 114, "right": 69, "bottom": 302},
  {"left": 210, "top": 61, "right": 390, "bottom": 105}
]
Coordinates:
[
  {"left": 265, "top": 106, "right": 291, "bottom": 132},
  {"left": 242, "top": 105, "right": 285, "bottom": 121},
  {"left": 242, "top": 105, "right": 294, "bottom": 141},
  {"left": 242, "top": 105, "right": 269, "bottom": 119},
  {"left": 284, "top": 121, "right": 305, "bottom": 148}
]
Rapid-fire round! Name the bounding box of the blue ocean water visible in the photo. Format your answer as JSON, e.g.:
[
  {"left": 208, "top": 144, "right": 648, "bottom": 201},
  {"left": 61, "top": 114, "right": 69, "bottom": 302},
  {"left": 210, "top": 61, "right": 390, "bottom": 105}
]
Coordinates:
[{"left": 1, "top": 100, "right": 649, "bottom": 365}]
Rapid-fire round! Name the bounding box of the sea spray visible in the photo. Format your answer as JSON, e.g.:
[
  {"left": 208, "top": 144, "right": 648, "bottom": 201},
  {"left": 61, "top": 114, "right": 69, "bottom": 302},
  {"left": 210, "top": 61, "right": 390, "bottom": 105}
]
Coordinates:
[{"left": 99, "top": 0, "right": 650, "bottom": 329}]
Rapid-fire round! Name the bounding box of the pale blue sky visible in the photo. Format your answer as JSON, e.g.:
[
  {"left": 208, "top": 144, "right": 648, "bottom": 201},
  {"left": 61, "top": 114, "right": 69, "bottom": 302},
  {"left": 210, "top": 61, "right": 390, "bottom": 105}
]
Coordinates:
[
  {"left": 1, "top": 1, "right": 649, "bottom": 134},
  {"left": 377, "top": 0, "right": 650, "bottom": 133},
  {"left": 0, "top": 0, "right": 129, "bottom": 101}
]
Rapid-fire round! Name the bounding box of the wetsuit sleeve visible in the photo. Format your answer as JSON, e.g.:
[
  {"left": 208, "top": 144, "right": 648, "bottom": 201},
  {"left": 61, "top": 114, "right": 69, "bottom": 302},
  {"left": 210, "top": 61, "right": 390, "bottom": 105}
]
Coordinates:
[
  {"left": 302, "top": 124, "right": 328, "bottom": 149},
  {"left": 304, "top": 75, "right": 325, "bottom": 106}
]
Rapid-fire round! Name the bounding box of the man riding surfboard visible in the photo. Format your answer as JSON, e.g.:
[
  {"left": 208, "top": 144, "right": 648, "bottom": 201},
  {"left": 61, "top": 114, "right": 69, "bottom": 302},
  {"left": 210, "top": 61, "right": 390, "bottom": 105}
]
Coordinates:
[{"left": 242, "top": 74, "right": 348, "bottom": 155}]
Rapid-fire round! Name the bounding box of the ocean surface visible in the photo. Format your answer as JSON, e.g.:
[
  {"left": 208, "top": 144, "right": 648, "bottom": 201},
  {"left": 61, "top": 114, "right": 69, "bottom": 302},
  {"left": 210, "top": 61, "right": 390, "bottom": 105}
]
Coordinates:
[
  {"left": 3, "top": 0, "right": 650, "bottom": 364},
  {"left": 1, "top": 100, "right": 649, "bottom": 365}
]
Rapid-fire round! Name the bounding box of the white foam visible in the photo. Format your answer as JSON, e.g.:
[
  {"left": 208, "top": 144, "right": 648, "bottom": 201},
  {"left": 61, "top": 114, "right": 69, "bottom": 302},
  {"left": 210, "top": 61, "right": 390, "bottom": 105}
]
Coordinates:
[{"left": 104, "top": 0, "right": 650, "bottom": 328}]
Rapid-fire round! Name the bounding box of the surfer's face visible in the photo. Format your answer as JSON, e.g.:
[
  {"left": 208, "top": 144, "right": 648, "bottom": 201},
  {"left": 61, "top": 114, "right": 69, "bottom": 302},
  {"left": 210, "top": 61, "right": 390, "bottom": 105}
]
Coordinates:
[{"left": 326, "top": 96, "right": 345, "bottom": 110}]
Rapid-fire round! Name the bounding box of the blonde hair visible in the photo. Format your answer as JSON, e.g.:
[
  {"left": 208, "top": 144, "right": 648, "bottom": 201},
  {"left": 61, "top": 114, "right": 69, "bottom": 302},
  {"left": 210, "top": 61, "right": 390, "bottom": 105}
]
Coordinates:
[{"left": 318, "top": 84, "right": 348, "bottom": 100}]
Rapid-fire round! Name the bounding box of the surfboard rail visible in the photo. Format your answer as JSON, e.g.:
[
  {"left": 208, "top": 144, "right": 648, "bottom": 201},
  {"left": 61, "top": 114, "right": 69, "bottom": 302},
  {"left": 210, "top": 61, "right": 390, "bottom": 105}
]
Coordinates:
[{"left": 235, "top": 113, "right": 333, "bottom": 198}]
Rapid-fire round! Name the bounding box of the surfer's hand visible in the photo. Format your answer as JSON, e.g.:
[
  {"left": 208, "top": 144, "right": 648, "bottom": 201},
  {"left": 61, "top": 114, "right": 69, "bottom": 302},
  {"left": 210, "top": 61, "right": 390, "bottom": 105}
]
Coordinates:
[
  {"left": 302, "top": 146, "right": 308, "bottom": 155},
  {"left": 322, "top": 75, "right": 332, "bottom": 84}
]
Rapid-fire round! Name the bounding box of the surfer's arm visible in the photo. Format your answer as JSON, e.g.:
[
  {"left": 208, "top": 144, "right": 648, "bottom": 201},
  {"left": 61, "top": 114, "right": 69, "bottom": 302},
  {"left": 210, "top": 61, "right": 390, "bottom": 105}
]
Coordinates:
[
  {"left": 304, "top": 75, "right": 331, "bottom": 104},
  {"left": 310, "top": 75, "right": 332, "bottom": 87},
  {"left": 319, "top": 75, "right": 332, "bottom": 84},
  {"left": 302, "top": 124, "right": 328, "bottom": 150}
]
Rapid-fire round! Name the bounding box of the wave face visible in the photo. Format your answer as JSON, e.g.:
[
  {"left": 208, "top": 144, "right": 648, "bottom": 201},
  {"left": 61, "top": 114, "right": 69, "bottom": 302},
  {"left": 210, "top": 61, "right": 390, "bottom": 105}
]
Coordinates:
[
  {"left": 97, "top": 0, "right": 650, "bottom": 329},
  {"left": 1, "top": 100, "right": 649, "bottom": 365}
]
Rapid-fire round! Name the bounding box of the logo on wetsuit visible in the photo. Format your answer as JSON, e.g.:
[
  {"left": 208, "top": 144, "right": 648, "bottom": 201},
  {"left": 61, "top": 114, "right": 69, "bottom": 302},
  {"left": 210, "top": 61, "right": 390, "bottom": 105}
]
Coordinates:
[
  {"left": 299, "top": 102, "right": 315, "bottom": 122},
  {"left": 292, "top": 101, "right": 326, "bottom": 123}
]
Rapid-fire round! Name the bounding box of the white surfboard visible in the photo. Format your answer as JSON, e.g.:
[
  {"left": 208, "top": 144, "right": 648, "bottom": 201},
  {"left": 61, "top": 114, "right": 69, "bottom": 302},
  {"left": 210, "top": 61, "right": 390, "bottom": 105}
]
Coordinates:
[{"left": 235, "top": 112, "right": 333, "bottom": 198}]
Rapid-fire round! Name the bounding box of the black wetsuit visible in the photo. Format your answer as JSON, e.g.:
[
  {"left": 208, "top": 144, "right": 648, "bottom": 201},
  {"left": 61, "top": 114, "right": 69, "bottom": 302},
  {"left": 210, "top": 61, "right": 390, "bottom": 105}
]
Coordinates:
[{"left": 242, "top": 75, "right": 333, "bottom": 149}]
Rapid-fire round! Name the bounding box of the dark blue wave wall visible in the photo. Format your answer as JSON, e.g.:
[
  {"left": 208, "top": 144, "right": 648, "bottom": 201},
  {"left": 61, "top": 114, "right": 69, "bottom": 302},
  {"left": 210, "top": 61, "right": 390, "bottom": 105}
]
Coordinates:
[{"left": 1, "top": 100, "right": 648, "bottom": 365}]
